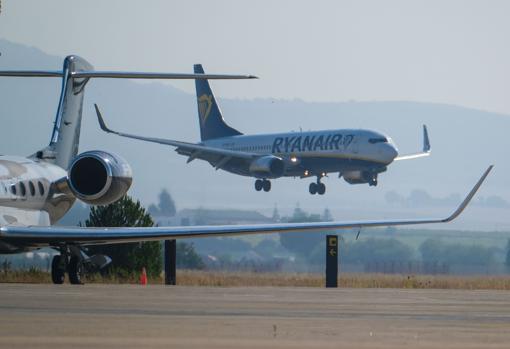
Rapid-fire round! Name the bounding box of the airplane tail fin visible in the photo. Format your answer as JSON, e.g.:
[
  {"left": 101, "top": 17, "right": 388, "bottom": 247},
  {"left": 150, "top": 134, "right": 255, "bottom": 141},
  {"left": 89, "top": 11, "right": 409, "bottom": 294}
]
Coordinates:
[
  {"left": 194, "top": 64, "right": 243, "bottom": 141},
  {"left": 42, "top": 56, "right": 93, "bottom": 169},
  {"left": 0, "top": 55, "right": 92, "bottom": 169}
]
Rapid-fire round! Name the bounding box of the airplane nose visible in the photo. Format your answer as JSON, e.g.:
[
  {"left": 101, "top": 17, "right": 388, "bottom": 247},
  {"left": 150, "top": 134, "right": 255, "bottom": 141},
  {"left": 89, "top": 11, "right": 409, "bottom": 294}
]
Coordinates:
[
  {"left": 382, "top": 143, "right": 398, "bottom": 162},
  {"left": 389, "top": 144, "right": 398, "bottom": 160}
]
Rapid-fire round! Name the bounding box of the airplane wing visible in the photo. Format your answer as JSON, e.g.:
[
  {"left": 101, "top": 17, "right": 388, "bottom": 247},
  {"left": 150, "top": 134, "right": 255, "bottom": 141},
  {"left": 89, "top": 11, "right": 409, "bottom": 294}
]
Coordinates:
[
  {"left": 95, "top": 104, "right": 257, "bottom": 166},
  {"left": 0, "top": 166, "right": 493, "bottom": 247},
  {"left": 394, "top": 125, "right": 431, "bottom": 161},
  {"left": 0, "top": 70, "right": 258, "bottom": 80}
]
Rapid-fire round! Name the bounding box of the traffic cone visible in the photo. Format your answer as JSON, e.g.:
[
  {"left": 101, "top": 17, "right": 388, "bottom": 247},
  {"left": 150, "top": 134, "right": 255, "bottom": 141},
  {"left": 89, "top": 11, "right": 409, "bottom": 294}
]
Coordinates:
[{"left": 140, "top": 267, "right": 148, "bottom": 285}]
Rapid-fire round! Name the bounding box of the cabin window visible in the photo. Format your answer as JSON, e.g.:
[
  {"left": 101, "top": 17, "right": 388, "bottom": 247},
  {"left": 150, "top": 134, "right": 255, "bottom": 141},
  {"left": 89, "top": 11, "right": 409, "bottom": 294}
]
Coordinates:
[
  {"left": 368, "top": 137, "right": 388, "bottom": 144},
  {"left": 38, "top": 181, "right": 45, "bottom": 196},
  {"left": 10, "top": 184, "right": 16, "bottom": 196},
  {"left": 29, "top": 181, "right": 36, "bottom": 196},
  {"left": 19, "top": 182, "right": 26, "bottom": 197}
]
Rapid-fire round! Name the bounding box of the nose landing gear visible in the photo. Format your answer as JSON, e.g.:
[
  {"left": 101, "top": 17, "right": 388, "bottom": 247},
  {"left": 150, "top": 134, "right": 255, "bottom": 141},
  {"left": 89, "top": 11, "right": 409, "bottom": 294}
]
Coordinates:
[{"left": 367, "top": 173, "right": 378, "bottom": 187}]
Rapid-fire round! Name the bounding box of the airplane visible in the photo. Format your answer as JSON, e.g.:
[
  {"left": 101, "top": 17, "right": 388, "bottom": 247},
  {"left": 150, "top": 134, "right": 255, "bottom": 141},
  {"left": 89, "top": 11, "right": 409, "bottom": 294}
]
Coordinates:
[
  {"left": 95, "top": 64, "right": 431, "bottom": 195},
  {"left": 0, "top": 55, "right": 492, "bottom": 285}
]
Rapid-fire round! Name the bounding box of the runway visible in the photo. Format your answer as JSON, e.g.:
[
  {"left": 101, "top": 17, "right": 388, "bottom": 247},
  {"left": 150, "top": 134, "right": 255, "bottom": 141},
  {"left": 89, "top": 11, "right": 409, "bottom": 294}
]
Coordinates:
[{"left": 1, "top": 284, "right": 509, "bottom": 348}]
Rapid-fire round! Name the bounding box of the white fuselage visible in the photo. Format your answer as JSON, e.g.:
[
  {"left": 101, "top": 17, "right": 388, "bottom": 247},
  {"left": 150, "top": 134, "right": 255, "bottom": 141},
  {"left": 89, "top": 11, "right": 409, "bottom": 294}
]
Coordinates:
[
  {"left": 0, "top": 156, "right": 73, "bottom": 229},
  {"left": 202, "top": 128, "right": 398, "bottom": 177}
]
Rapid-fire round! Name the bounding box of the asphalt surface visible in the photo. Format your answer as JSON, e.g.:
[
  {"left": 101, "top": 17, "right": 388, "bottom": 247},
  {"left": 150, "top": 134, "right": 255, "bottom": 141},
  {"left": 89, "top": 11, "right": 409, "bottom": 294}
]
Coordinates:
[{"left": 1, "top": 284, "right": 510, "bottom": 348}]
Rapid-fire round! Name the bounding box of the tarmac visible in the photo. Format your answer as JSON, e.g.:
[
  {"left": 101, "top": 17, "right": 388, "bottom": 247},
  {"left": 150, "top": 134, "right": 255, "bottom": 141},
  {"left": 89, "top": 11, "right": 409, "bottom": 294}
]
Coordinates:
[{"left": 1, "top": 284, "right": 510, "bottom": 348}]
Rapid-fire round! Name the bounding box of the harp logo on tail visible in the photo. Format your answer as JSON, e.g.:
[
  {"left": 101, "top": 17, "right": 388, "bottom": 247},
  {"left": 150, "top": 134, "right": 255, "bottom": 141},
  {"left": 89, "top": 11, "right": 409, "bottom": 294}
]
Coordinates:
[{"left": 198, "top": 94, "right": 213, "bottom": 126}]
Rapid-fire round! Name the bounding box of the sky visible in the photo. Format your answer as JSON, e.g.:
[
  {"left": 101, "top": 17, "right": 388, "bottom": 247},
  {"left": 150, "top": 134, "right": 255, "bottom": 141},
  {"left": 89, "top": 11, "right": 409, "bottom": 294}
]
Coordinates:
[
  {"left": 1, "top": 0, "right": 510, "bottom": 114},
  {"left": 1, "top": 0, "right": 510, "bottom": 231}
]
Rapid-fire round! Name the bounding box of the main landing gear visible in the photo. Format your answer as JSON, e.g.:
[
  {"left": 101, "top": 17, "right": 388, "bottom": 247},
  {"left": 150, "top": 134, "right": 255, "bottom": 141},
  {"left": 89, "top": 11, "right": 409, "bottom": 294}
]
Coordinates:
[
  {"left": 51, "top": 247, "right": 84, "bottom": 285},
  {"left": 255, "top": 179, "right": 271, "bottom": 192},
  {"left": 309, "top": 176, "right": 326, "bottom": 195},
  {"left": 51, "top": 246, "right": 112, "bottom": 285}
]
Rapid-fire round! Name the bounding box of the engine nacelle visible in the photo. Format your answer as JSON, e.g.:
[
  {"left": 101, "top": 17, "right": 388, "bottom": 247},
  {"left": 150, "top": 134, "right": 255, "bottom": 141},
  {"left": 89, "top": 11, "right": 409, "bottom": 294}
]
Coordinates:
[
  {"left": 248, "top": 155, "right": 285, "bottom": 179},
  {"left": 67, "top": 151, "right": 132, "bottom": 205},
  {"left": 343, "top": 171, "right": 370, "bottom": 185}
]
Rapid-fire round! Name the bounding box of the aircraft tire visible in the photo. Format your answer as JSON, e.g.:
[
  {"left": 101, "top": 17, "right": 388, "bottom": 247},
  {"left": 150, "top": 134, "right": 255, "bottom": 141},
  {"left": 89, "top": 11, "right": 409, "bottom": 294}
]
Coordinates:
[
  {"left": 68, "top": 256, "right": 84, "bottom": 285},
  {"left": 51, "top": 255, "right": 65, "bottom": 284},
  {"left": 262, "top": 180, "right": 271, "bottom": 192},
  {"left": 318, "top": 183, "right": 326, "bottom": 195},
  {"left": 309, "top": 182, "right": 317, "bottom": 195},
  {"left": 255, "top": 179, "right": 263, "bottom": 191}
]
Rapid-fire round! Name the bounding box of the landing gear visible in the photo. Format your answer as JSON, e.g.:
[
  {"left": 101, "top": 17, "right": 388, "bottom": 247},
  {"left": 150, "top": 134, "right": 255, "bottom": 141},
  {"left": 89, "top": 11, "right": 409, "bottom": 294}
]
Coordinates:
[
  {"left": 68, "top": 256, "right": 84, "bottom": 285},
  {"left": 309, "top": 176, "right": 326, "bottom": 195},
  {"left": 50, "top": 246, "right": 111, "bottom": 285},
  {"left": 255, "top": 179, "right": 271, "bottom": 192},
  {"left": 368, "top": 173, "right": 378, "bottom": 187},
  {"left": 51, "top": 255, "right": 65, "bottom": 284}
]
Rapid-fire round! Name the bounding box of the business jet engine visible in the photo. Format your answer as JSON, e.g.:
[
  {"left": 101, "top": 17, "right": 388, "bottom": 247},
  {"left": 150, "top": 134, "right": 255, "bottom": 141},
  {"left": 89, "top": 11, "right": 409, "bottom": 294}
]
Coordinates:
[
  {"left": 67, "top": 151, "right": 133, "bottom": 205},
  {"left": 249, "top": 155, "right": 285, "bottom": 178}
]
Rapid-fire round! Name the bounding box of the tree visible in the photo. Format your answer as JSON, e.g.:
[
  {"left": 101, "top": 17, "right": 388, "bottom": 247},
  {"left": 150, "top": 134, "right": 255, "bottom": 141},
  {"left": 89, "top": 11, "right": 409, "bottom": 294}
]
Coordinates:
[
  {"left": 272, "top": 205, "right": 280, "bottom": 222},
  {"left": 177, "top": 242, "right": 205, "bottom": 269},
  {"left": 85, "top": 196, "right": 162, "bottom": 277},
  {"left": 506, "top": 239, "right": 510, "bottom": 271},
  {"left": 279, "top": 204, "right": 326, "bottom": 257},
  {"left": 149, "top": 189, "right": 176, "bottom": 217},
  {"left": 322, "top": 208, "right": 333, "bottom": 222},
  {"left": 420, "top": 238, "right": 496, "bottom": 267}
]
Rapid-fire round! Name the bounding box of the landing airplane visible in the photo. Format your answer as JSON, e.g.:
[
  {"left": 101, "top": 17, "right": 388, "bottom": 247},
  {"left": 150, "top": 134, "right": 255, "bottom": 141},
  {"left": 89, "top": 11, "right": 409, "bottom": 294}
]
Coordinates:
[
  {"left": 0, "top": 56, "right": 492, "bottom": 285},
  {"left": 96, "top": 64, "right": 431, "bottom": 195}
]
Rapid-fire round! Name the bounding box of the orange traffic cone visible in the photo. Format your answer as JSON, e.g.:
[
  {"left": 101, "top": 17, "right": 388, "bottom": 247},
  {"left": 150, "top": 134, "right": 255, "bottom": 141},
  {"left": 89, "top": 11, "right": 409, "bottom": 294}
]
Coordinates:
[{"left": 140, "top": 267, "right": 148, "bottom": 285}]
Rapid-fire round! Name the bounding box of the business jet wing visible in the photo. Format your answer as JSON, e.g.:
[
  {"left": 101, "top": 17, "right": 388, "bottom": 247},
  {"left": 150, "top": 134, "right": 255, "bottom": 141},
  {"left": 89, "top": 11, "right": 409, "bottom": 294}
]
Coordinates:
[
  {"left": 95, "top": 104, "right": 258, "bottom": 166},
  {"left": 394, "top": 125, "right": 431, "bottom": 161},
  {"left": 0, "top": 70, "right": 257, "bottom": 80},
  {"left": 0, "top": 166, "right": 493, "bottom": 247}
]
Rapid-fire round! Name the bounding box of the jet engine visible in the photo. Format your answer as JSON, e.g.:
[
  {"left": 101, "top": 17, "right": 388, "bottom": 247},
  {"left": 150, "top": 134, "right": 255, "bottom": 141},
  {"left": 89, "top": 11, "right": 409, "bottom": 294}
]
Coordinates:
[
  {"left": 342, "top": 171, "right": 368, "bottom": 184},
  {"left": 67, "top": 151, "right": 133, "bottom": 205},
  {"left": 343, "top": 169, "right": 385, "bottom": 186},
  {"left": 249, "top": 155, "right": 285, "bottom": 178}
]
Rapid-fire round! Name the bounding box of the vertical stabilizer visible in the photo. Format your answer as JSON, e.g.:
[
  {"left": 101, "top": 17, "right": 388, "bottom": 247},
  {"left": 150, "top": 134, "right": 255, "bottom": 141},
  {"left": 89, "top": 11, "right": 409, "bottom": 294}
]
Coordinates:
[
  {"left": 194, "top": 64, "right": 242, "bottom": 141},
  {"left": 41, "top": 56, "right": 93, "bottom": 169}
]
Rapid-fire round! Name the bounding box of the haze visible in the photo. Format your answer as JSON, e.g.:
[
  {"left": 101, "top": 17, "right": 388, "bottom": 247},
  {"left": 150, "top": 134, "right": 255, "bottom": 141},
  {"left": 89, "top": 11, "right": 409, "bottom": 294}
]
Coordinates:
[
  {"left": 1, "top": 0, "right": 510, "bottom": 114},
  {"left": 1, "top": 1, "right": 509, "bottom": 231}
]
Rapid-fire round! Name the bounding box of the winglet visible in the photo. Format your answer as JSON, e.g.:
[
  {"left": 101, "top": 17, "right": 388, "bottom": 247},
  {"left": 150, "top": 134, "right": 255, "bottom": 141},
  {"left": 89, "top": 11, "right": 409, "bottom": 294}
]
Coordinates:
[
  {"left": 442, "top": 165, "right": 493, "bottom": 222},
  {"left": 423, "top": 125, "right": 430, "bottom": 152},
  {"left": 94, "top": 104, "right": 115, "bottom": 134}
]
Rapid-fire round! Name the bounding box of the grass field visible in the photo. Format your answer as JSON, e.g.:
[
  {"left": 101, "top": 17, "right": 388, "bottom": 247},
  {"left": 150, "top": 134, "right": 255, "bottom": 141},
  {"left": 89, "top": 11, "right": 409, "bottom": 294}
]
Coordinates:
[{"left": 3, "top": 269, "right": 510, "bottom": 289}]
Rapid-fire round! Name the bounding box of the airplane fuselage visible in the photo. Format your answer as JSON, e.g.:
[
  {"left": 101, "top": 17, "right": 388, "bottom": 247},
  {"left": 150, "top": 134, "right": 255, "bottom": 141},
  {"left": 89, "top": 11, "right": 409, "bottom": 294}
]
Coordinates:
[
  {"left": 202, "top": 128, "right": 398, "bottom": 178},
  {"left": 0, "top": 156, "right": 75, "bottom": 253}
]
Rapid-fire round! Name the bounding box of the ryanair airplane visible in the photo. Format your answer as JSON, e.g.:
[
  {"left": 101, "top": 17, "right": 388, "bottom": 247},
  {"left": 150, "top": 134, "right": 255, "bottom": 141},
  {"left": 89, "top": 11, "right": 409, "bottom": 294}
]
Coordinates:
[
  {"left": 0, "top": 56, "right": 491, "bottom": 284},
  {"left": 96, "top": 65, "right": 431, "bottom": 195}
]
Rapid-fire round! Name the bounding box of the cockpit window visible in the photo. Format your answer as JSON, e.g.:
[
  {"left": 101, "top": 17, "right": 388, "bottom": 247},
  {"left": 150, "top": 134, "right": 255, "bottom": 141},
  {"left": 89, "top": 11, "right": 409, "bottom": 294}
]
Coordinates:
[{"left": 369, "top": 137, "right": 388, "bottom": 144}]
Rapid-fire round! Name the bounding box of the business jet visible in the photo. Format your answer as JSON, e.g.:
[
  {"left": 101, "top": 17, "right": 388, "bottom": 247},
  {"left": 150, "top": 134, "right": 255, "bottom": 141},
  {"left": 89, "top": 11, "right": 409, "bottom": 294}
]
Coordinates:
[
  {"left": 96, "top": 64, "right": 431, "bottom": 195},
  {"left": 0, "top": 56, "right": 491, "bottom": 284}
]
